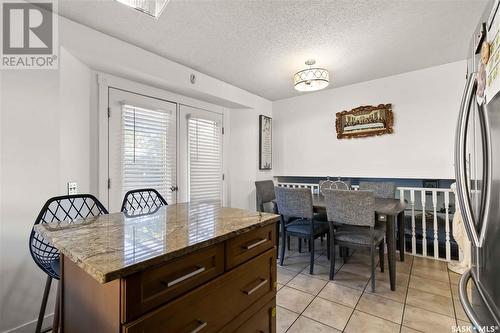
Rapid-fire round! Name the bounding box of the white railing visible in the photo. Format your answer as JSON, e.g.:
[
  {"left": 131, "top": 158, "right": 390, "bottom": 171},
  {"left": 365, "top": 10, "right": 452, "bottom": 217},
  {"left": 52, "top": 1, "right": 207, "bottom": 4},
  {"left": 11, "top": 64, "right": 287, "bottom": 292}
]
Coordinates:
[{"left": 275, "top": 182, "right": 456, "bottom": 262}]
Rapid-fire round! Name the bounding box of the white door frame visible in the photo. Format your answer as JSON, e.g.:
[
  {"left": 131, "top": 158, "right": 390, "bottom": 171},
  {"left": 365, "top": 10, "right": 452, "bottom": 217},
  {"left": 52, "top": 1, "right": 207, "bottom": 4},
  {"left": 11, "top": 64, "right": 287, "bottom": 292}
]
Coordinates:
[{"left": 97, "top": 72, "right": 228, "bottom": 210}]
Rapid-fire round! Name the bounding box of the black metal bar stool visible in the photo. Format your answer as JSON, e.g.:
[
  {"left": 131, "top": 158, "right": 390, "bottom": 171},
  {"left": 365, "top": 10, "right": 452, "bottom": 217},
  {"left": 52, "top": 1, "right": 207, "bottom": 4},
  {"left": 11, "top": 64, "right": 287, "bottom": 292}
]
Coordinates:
[
  {"left": 120, "top": 188, "right": 168, "bottom": 216},
  {"left": 29, "top": 194, "right": 108, "bottom": 333}
]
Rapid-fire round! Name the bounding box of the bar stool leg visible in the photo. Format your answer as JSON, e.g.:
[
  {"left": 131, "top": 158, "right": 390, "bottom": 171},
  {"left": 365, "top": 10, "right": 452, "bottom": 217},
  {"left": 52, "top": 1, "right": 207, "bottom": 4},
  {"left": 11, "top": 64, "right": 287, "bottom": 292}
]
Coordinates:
[
  {"left": 35, "top": 276, "right": 52, "bottom": 333},
  {"left": 52, "top": 280, "right": 61, "bottom": 333}
]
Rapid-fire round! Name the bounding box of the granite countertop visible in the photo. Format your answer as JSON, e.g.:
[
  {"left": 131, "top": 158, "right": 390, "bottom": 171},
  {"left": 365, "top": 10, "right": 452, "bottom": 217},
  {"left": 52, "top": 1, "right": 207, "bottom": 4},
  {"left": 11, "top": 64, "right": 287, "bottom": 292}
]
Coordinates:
[{"left": 34, "top": 202, "right": 280, "bottom": 283}]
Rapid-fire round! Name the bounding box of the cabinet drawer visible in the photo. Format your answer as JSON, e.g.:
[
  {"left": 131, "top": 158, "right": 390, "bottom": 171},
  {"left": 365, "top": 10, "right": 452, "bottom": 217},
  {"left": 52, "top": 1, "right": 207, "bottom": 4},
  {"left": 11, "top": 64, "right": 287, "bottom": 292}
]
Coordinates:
[
  {"left": 122, "top": 243, "right": 224, "bottom": 322},
  {"left": 123, "top": 248, "right": 276, "bottom": 333},
  {"left": 225, "top": 224, "right": 276, "bottom": 270},
  {"left": 233, "top": 299, "right": 276, "bottom": 333}
]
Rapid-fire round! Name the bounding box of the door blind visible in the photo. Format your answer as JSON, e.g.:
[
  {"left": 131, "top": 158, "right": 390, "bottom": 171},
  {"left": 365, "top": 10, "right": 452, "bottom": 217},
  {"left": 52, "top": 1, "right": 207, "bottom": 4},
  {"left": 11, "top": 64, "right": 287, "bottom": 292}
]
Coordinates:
[
  {"left": 121, "top": 104, "right": 176, "bottom": 204},
  {"left": 187, "top": 116, "right": 223, "bottom": 203}
]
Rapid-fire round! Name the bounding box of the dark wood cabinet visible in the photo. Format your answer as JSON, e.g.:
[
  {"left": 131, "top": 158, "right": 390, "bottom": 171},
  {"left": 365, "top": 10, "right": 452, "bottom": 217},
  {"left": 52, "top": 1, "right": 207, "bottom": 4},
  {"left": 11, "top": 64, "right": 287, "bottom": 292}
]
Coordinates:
[{"left": 62, "top": 223, "right": 277, "bottom": 333}]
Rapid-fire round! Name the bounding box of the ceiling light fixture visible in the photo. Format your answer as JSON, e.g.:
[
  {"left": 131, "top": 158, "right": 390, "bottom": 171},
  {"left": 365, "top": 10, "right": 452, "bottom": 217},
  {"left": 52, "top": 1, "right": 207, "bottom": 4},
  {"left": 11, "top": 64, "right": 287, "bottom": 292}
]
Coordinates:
[
  {"left": 293, "top": 59, "right": 329, "bottom": 92},
  {"left": 115, "top": 0, "right": 170, "bottom": 18}
]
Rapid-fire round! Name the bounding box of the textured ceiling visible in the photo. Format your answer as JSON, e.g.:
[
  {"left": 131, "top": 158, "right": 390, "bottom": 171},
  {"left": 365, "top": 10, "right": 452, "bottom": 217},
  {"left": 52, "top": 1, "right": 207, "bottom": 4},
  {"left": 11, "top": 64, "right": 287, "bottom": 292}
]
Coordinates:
[{"left": 56, "top": 0, "right": 488, "bottom": 101}]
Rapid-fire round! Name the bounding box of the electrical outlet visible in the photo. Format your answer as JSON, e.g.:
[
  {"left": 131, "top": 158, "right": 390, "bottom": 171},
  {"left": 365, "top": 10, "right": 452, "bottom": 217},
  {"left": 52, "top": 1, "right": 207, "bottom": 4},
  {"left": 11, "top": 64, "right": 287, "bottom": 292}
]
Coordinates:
[{"left": 67, "top": 182, "right": 78, "bottom": 195}]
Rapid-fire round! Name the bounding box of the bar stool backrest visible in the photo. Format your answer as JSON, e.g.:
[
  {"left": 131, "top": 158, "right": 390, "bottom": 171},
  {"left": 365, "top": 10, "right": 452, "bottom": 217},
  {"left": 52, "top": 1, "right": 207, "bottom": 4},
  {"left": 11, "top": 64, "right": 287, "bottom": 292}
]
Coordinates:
[
  {"left": 121, "top": 188, "right": 168, "bottom": 216},
  {"left": 29, "top": 194, "right": 108, "bottom": 279}
]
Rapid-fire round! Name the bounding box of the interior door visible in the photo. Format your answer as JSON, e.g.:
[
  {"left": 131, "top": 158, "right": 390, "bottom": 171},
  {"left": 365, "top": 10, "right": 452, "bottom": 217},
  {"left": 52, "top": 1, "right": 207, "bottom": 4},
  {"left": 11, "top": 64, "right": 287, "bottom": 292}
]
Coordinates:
[
  {"left": 178, "top": 105, "right": 223, "bottom": 204},
  {"left": 108, "top": 88, "right": 177, "bottom": 212}
]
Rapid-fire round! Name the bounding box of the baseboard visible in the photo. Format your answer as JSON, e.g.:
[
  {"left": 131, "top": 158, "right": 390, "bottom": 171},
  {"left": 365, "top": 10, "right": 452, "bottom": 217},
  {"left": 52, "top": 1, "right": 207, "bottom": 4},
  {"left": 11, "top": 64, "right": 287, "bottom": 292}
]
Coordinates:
[{"left": 2, "top": 313, "right": 53, "bottom": 333}]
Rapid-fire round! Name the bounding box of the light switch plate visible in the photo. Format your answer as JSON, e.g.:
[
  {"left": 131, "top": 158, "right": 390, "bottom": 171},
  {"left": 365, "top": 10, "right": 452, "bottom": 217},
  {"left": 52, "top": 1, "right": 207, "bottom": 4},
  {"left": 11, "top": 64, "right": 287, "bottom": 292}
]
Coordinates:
[{"left": 67, "top": 182, "right": 78, "bottom": 195}]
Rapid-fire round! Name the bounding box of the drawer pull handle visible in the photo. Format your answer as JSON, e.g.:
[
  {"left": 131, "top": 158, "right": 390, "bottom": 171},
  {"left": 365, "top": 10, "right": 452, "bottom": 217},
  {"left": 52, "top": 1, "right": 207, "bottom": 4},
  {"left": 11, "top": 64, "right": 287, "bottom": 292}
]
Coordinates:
[
  {"left": 243, "top": 238, "right": 267, "bottom": 250},
  {"left": 190, "top": 320, "right": 207, "bottom": 333},
  {"left": 162, "top": 266, "right": 206, "bottom": 288},
  {"left": 243, "top": 279, "right": 268, "bottom": 295}
]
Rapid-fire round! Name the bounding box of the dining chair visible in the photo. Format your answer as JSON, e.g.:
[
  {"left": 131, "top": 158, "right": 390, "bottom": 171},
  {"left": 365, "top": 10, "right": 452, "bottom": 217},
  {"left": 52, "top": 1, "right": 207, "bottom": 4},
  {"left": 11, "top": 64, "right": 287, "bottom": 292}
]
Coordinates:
[
  {"left": 29, "top": 194, "right": 108, "bottom": 333},
  {"left": 121, "top": 188, "right": 168, "bottom": 216},
  {"left": 359, "top": 181, "right": 396, "bottom": 198},
  {"left": 255, "top": 180, "right": 278, "bottom": 214},
  {"left": 275, "top": 187, "right": 330, "bottom": 274},
  {"left": 323, "top": 189, "right": 385, "bottom": 292}
]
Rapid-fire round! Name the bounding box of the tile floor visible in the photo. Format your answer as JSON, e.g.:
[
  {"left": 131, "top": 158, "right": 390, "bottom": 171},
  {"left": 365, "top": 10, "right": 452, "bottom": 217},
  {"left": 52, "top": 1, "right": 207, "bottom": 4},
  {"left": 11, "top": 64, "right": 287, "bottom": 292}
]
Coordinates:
[{"left": 276, "top": 238, "right": 471, "bottom": 333}]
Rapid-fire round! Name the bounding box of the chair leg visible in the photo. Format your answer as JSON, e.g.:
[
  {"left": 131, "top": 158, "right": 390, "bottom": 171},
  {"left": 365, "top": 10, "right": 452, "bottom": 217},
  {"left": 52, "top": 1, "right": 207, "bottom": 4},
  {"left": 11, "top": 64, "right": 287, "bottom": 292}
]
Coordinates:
[
  {"left": 52, "top": 280, "right": 61, "bottom": 333},
  {"left": 379, "top": 242, "right": 385, "bottom": 273},
  {"left": 326, "top": 233, "right": 331, "bottom": 260},
  {"left": 280, "top": 230, "right": 286, "bottom": 266},
  {"left": 309, "top": 237, "right": 315, "bottom": 274},
  {"left": 35, "top": 275, "right": 52, "bottom": 333},
  {"left": 321, "top": 234, "right": 324, "bottom": 243},
  {"left": 371, "top": 245, "right": 376, "bottom": 292},
  {"left": 329, "top": 242, "right": 336, "bottom": 280},
  {"left": 298, "top": 238, "right": 302, "bottom": 253},
  {"left": 287, "top": 236, "right": 291, "bottom": 251}
]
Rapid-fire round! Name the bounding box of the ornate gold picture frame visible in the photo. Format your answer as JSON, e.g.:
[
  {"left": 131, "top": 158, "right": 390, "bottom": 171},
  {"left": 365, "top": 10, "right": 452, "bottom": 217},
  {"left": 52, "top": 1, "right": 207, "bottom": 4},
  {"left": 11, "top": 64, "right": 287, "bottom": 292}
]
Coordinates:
[{"left": 335, "top": 104, "right": 393, "bottom": 139}]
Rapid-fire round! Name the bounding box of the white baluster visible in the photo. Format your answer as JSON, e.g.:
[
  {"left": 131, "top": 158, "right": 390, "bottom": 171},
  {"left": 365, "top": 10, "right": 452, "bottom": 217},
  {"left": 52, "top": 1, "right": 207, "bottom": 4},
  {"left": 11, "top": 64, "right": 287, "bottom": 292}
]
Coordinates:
[
  {"left": 445, "top": 191, "right": 451, "bottom": 261},
  {"left": 432, "top": 190, "right": 438, "bottom": 259},
  {"left": 421, "top": 190, "right": 427, "bottom": 257},
  {"left": 411, "top": 190, "right": 416, "bottom": 256}
]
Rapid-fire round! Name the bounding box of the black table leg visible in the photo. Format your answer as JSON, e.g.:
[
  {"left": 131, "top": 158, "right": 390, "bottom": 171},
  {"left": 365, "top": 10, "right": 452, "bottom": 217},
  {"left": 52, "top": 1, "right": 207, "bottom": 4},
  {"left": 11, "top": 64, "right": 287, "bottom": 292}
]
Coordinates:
[
  {"left": 386, "top": 215, "right": 397, "bottom": 291},
  {"left": 398, "top": 211, "right": 405, "bottom": 262}
]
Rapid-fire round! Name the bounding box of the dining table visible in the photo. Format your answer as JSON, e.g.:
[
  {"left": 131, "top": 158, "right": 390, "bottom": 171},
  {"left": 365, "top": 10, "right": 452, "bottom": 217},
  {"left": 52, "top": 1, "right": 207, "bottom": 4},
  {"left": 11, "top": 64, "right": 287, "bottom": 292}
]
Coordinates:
[{"left": 311, "top": 194, "right": 406, "bottom": 291}]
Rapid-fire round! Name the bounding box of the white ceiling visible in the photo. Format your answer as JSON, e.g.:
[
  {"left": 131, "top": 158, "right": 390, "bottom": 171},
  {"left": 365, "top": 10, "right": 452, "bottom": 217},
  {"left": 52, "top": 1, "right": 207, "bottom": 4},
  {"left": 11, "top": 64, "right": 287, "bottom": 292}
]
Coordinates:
[{"left": 57, "top": 0, "right": 488, "bottom": 101}]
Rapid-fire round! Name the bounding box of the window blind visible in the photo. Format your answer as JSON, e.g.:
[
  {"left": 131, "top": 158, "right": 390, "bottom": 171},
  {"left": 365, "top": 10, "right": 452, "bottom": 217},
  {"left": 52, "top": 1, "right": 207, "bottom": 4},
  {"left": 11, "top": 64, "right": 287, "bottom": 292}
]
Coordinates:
[
  {"left": 121, "top": 104, "right": 176, "bottom": 204},
  {"left": 187, "top": 116, "right": 223, "bottom": 203}
]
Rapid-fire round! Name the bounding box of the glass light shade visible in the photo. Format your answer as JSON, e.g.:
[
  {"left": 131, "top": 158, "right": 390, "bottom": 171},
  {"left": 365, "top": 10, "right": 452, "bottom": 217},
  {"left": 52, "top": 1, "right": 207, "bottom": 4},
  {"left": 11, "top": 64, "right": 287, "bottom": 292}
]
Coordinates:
[
  {"left": 293, "top": 68, "right": 330, "bottom": 92},
  {"left": 115, "top": 0, "right": 170, "bottom": 18}
]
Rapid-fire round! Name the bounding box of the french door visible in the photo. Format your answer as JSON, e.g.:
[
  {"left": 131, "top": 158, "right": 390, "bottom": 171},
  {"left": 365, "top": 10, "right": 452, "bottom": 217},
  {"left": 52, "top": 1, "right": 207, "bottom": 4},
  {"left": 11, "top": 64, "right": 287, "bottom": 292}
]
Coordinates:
[
  {"left": 178, "top": 105, "right": 224, "bottom": 204},
  {"left": 107, "top": 88, "right": 224, "bottom": 212},
  {"left": 108, "top": 88, "right": 177, "bottom": 212}
]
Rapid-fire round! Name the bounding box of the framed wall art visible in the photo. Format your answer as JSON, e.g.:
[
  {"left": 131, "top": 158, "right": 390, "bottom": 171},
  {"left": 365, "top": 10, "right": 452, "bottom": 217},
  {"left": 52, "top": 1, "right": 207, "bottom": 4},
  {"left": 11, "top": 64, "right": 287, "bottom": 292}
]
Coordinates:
[
  {"left": 259, "top": 115, "right": 272, "bottom": 170},
  {"left": 336, "top": 103, "right": 393, "bottom": 139}
]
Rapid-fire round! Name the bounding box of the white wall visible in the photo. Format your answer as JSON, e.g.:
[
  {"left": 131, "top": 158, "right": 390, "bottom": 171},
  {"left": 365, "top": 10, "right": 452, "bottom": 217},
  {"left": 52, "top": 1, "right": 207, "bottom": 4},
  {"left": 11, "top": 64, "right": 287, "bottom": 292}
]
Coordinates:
[
  {"left": 0, "top": 15, "right": 270, "bottom": 333},
  {"left": 272, "top": 60, "right": 466, "bottom": 179}
]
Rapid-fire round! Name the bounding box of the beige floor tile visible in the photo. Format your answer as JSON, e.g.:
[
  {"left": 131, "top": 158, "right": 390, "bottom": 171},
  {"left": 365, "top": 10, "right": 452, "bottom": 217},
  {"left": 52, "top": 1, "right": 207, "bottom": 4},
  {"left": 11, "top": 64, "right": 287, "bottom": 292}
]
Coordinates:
[
  {"left": 341, "top": 262, "right": 372, "bottom": 278},
  {"left": 287, "top": 315, "right": 341, "bottom": 333},
  {"left": 318, "top": 282, "right": 362, "bottom": 308},
  {"left": 449, "top": 271, "right": 462, "bottom": 285},
  {"left": 403, "top": 305, "right": 456, "bottom": 333},
  {"left": 411, "top": 265, "right": 450, "bottom": 282},
  {"left": 277, "top": 266, "right": 298, "bottom": 285},
  {"left": 400, "top": 326, "right": 423, "bottom": 333},
  {"left": 364, "top": 279, "right": 408, "bottom": 303},
  {"left": 406, "top": 288, "right": 454, "bottom": 317},
  {"left": 280, "top": 255, "right": 312, "bottom": 272},
  {"left": 277, "top": 286, "right": 315, "bottom": 313},
  {"left": 302, "top": 264, "right": 333, "bottom": 281},
  {"left": 454, "top": 299, "right": 469, "bottom": 322},
  {"left": 277, "top": 283, "right": 284, "bottom": 291},
  {"left": 315, "top": 254, "right": 332, "bottom": 266},
  {"left": 374, "top": 269, "right": 409, "bottom": 287},
  {"left": 302, "top": 297, "right": 353, "bottom": 331},
  {"left": 356, "top": 293, "right": 404, "bottom": 324},
  {"left": 413, "top": 257, "right": 448, "bottom": 271},
  {"left": 344, "top": 310, "right": 400, "bottom": 333},
  {"left": 287, "top": 273, "right": 328, "bottom": 295},
  {"left": 457, "top": 319, "right": 473, "bottom": 331},
  {"left": 277, "top": 306, "right": 299, "bottom": 333},
  {"left": 331, "top": 270, "right": 369, "bottom": 291},
  {"left": 409, "top": 275, "right": 452, "bottom": 298}
]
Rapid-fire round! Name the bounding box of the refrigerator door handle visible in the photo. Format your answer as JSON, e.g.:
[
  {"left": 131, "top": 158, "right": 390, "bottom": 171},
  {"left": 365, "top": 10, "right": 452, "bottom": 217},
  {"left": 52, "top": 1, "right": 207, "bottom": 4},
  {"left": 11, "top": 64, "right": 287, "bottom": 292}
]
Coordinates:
[
  {"left": 459, "top": 269, "right": 483, "bottom": 331},
  {"left": 454, "top": 73, "right": 480, "bottom": 247}
]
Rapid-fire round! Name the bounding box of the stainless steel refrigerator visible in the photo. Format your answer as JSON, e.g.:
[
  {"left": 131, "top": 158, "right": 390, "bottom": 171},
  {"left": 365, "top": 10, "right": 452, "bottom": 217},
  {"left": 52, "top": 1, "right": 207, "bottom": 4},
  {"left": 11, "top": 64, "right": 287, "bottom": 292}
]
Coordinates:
[{"left": 455, "top": 0, "right": 500, "bottom": 330}]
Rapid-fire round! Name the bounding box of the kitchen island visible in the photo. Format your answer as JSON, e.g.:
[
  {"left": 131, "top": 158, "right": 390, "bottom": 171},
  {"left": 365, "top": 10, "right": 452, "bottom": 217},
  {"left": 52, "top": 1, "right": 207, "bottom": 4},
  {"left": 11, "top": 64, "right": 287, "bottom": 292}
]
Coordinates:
[{"left": 35, "top": 201, "right": 280, "bottom": 333}]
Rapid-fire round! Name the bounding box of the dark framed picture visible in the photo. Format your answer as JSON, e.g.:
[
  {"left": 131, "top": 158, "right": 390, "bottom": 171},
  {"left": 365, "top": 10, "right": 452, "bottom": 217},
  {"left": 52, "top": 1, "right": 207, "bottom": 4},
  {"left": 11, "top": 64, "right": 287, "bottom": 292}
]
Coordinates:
[
  {"left": 259, "top": 115, "right": 272, "bottom": 170},
  {"left": 336, "top": 104, "right": 393, "bottom": 139}
]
